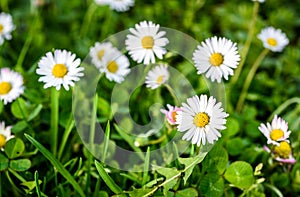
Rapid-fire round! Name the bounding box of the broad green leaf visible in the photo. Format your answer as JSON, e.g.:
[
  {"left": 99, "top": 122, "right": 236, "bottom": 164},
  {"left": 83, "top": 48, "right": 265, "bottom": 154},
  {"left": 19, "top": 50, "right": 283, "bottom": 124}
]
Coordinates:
[
  {"left": 202, "top": 144, "right": 228, "bottom": 174},
  {"left": 95, "top": 160, "right": 123, "bottom": 194},
  {"left": 153, "top": 165, "right": 180, "bottom": 196},
  {"left": 245, "top": 120, "right": 261, "bottom": 139},
  {"left": 222, "top": 117, "right": 239, "bottom": 138},
  {"left": 11, "top": 120, "right": 28, "bottom": 133},
  {"left": 128, "top": 188, "right": 154, "bottom": 197},
  {"left": 24, "top": 134, "right": 85, "bottom": 197},
  {"left": 175, "top": 188, "right": 198, "bottom": 197},
  {"left": 199, "top": 173, "right": 224, "bottom": 197},
  {"left": 0, "top": 152, "right": 9, "bottom": 171},
  {"left": 224, "top": 161, "right": 254, "bottom": 189},
  {"left": 178, "top": 153, "right": 206, "bottom": 185},
  {"left": 11, "top": 98, "right": 29, "bottom": 119},
  {"left": 4, "top": 138, "right": 25, "bottom": 159},
  {"left": 226, "top": 137, "right": 245, "bottom": 156},
  {"left": 9, "top": 158, "right": 31, "bottom": 171}
]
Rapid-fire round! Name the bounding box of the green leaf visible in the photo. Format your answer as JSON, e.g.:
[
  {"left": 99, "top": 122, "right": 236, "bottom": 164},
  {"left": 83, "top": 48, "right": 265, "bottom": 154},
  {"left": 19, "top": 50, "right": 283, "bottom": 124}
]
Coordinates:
[
  {"left": 178, "top": 153, "right": 206, "bottom": 185},
  {"left": 11, "top": 98, "right": 29, "bottom": 119},
  {"left": 199, "top": 173, "right": 224, "bottom": 197},
  {"left": 128, "top": 188, "right": 154, "bottom": 197},
  {"left": 153, "top": 165, "right": 180, "bottom": 196},
  {"left": 21, "top": 180, "right": 42, "bottom": 194},
  {"left": 222, "top": 117, "right": 239, "bottom": 138},
  {"left": 11, "top": 120, "right": 28, "bottom": 133},
  {"left": 35, "top": 171, "right": 43, "bottom": 197},
  {"left": 9, "top": 158, "right": 31, "bottom": 171},
  {"left": 202, "top": 144, "right": 228, "bottom": 174},
  {"left": 225, "top": 137, "right": 245, "bottom": 156},
  {"left": 4, "top": 138, "right": 25, "bottom": 159},
  {"left": 95, "top": 160, "right": 123, "bottom": 194},
  {"left": 142, "top": 147, "right": 150, "bottom": 186},
  {"left": 0, "top": 152, "right": 9, "bottom": 171},
  {"left": 175, "top": 188, "right": 198, "bottom": 197},
  {"left": 24, "top": 134, "right": 85, "bottom": 197},
  {"left": 27, "top": 104, "right": 43, "bottom": 121},
  {"left": 224, "top": 161, "right": 254, "bottom": 189}
]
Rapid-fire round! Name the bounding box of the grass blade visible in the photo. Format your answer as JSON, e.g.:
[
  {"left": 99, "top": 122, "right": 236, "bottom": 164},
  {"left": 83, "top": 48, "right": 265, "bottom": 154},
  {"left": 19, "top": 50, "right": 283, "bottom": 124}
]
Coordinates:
[
  {"left": 34, "top": 171, "right": 42, "bottom": 197},
  {"left": 142, "top": 147, "right": 150, "bottom": 186},
  {"left": 24, "top": 134, "right": 85, "bottom": 197},
  {"left": 95, "top": 160, "right": 122, "bottom": 194}
]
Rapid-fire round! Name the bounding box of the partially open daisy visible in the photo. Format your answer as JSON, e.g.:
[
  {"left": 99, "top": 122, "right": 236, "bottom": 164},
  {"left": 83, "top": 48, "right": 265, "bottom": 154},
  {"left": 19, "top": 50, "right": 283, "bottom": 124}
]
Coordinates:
[
  {"left": 193, "top": 36, "right": 240, "bottom": 83},
  {"left": 176, "top": 95, "right": 228, "bottom": 146},
  {"left": 89, "top": 42, "right": 115, "bottom": 68},
  {"left": 108, "top": 0, "right": 134, "bottom": 12},
  {"left": 0, "top": 121, "right": 14, "bottom": 149},
  {"left": 145, "top": 64, "right": 169, "bottom": 89},
  {"left": 0, "top": 68, "right": 24, "bottom": 105},
  {"left": 99, "top": 48, "right": 130, "bottom": 83},
  {"left": 258, "top": 115, "right": 291, "bottom": 146},
  {"left": 160, "top": 104, "right": 182, "bottom": 125},
  {"left": 273, "top": 141, "right": 296, "bottom": 164},
  {"left": 36, "top": 49, "right": 84, "bottom": 91},
  {"left": 125, "top": 21, "right": 169, "bottom": 65},
  {"left": 257, "top": 27, "right": 289, "bottom": 52},
  {"left": 0, "top": 12, "right": 15, "bottom": 45}
]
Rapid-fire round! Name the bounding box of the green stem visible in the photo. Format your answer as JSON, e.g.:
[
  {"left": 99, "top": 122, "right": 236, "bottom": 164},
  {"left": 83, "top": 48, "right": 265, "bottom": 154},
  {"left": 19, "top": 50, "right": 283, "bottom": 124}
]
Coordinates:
[
  {"left": 268, "top": 97, "right": 300, "bottom": 121},
  {"left": 5, "top": 171, "right": 23, "bottom": 194},
  {"left": 8, "top": 168, "right": 27, "bottom": 182},
  {"left": 80, "top": 2, "right": 97, "bottom": 38},
  {"left": 51, "top": 88, "right": 60, "bottom": 157},
  {"left": 236, "top": 48, "right": 269, "bottom": 112},
  {"left": 57, "top": 117, "right": 75, "bottom": 161},
  {"left": 231, "top": 1, "right": 260, "bottom": 85},
  {"left": 164, "top": 84, "right": 180, "bottom": 106}
]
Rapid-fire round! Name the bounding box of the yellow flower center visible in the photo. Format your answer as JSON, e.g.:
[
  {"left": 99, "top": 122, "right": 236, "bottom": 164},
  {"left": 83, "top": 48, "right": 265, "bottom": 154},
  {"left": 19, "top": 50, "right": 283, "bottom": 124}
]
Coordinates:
[
  {"left": 141, "top": 36, "right": 154, "bottom": 49},
  {"left": 107, "top": 61, "right": 118, "bottom": 73},
  {"left": 193, "top": 112, "right": 210, "bottom": 127},
  {"left": 0, "top": 134, "right": 6, "bottom": 148},
  {"left": 156, "top": 75, "right": 164, "bottom": 84},
  {"left": 52, "top": 64, "right": 68, "bottom": 78},
  {"left": 274, "top": 141, "right": 292, "bottom": 159},
  {"left": 209, "top": 53, "right": 224, "bottom": 66},
  {"left": 270, "top": 129, "right": 284, "bottom": 141},
  {"left": 97, "top": 49, "right": 105, "bottom": 61},
  {"left": 0, "top": 82, "right": 12, "bottom": 95},
  {"left": 267, "top": 38, "right": 277, "bottom": 46},
  {"left": 0, "top": 24, "right": 3, "bottom": 33},
  {"left": 171, "top": 111, "right": 178, "bottom": 122}
]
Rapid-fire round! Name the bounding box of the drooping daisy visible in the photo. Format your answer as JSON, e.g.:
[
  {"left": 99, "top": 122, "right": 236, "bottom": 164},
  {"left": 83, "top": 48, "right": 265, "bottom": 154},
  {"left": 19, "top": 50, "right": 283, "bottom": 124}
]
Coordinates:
[
  {"left": 258, "top": 115, "right": 291, "bottom": 146},
  {"left": 160, "top": 104, "right": 182, "bottom": 125},
  {"left": 125, "top": 21, "right": 169, "bottom": 65},
  {"left": 36, "top": 49, "right": 84, "bottom": 91},
  {"left": 89, "top": 42, "right": 115, "bottom": 68},
  {"left": 145, "top": 64, "right": 169, "bottom": 89},
  {"left": 192, "top": 36, "right": 240, "bottom": 83},
  {"left": 257, "top": 27, "right": 289, "bottom": 52},
  {"left": 176, "top": 95, "right": 228, "bottom": 146},
  {"left": 0, "top": 12, "right": 15, "bottom": 45},
  {"left": 99, "top": 48, "right": 130, "bottom": 83},
  {"left": 273, "top": 141, "right": 296, "bottom": 164},
  {"left": 0, "top": 68, "right": 24, "bottom": 105},
  {"left": 0, "top": 121, "right": 14, "bottom": 149},
  {"left": 108, "top": 0, "right": 134, "bottom": 12}
]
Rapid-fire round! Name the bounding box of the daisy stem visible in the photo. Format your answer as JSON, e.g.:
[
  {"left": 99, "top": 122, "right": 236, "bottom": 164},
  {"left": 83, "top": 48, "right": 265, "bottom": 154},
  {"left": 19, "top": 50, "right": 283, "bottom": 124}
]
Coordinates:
[
  {"left": 231, "top": 1, "right": 260, "bottom": 85},
  {"left": 236, "top": 48, "right": 269, "bottom": 113},
  {"left": 80, "top": 2, "right": 97, "bottom": 38},
  {"left": 268, "top": 97, "right": 300, "bottom": 121},
  {"left": 57, "top": 115, "right": 75, "bottom": 161},
  {"left": 50, "top": 88, "right": 60, "bottom": 157},
  {"left": 164, "top": 84, "right": 180, "bottom": 106}
]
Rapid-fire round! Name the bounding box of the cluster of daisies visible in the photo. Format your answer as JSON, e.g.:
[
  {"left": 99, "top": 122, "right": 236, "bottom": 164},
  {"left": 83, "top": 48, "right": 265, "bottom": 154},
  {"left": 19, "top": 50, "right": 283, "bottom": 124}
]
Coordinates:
[
  {"left": 259, "top": 115, "right": 296, "bottom": 164},
  {"left": 0, "top": 6, "right": 294, "bottom": 157}
]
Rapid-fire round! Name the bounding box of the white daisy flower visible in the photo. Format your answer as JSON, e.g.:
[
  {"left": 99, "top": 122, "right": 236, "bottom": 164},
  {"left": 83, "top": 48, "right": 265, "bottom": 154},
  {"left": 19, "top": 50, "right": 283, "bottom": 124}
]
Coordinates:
[
  {"left": 125, "top": 20, "right": 169, "bottom": 65},
  {"left": 0, "top": 121, "right": 14, "bottom": 149},
  {"left": 176, "top": 95, "right": 228, "bottom": 146},
  {"left": 89, "top": 42, "right": 115, "bottom": 68},
  {"left": 273, "top": 141, "right": 296, "bottom": 164},
  {"left": 100, "top": 48, "right": 130, "bottom": 83},
  {"left": 258, "top": 115, "right": 291, "bottom": 145},
  {"left": 36, "top": 49, "right": 84, "bottom": 91},
  {"left": 192, "top": 36, "right": 240, "bottom": 83},
  {"left": 160, "top": 104, "right": 182, "bottom": 125},
  {"left": 0, "top": 68, "right": 24, "bottom": 105},
  {"left": 257, "top": 27, "right": 289, "bottom": 52},
  {"left": 0, "top": 12, "right": 15, "bottom": 45},
  {"left": 145, "top": 64, "right": 169, "bottom": 89},
  {"left": 108, "top": 0, "right": 134, "bottom": 12},
  {"left": 252, "top": 0, "right": 265, "bottom": 3}
]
